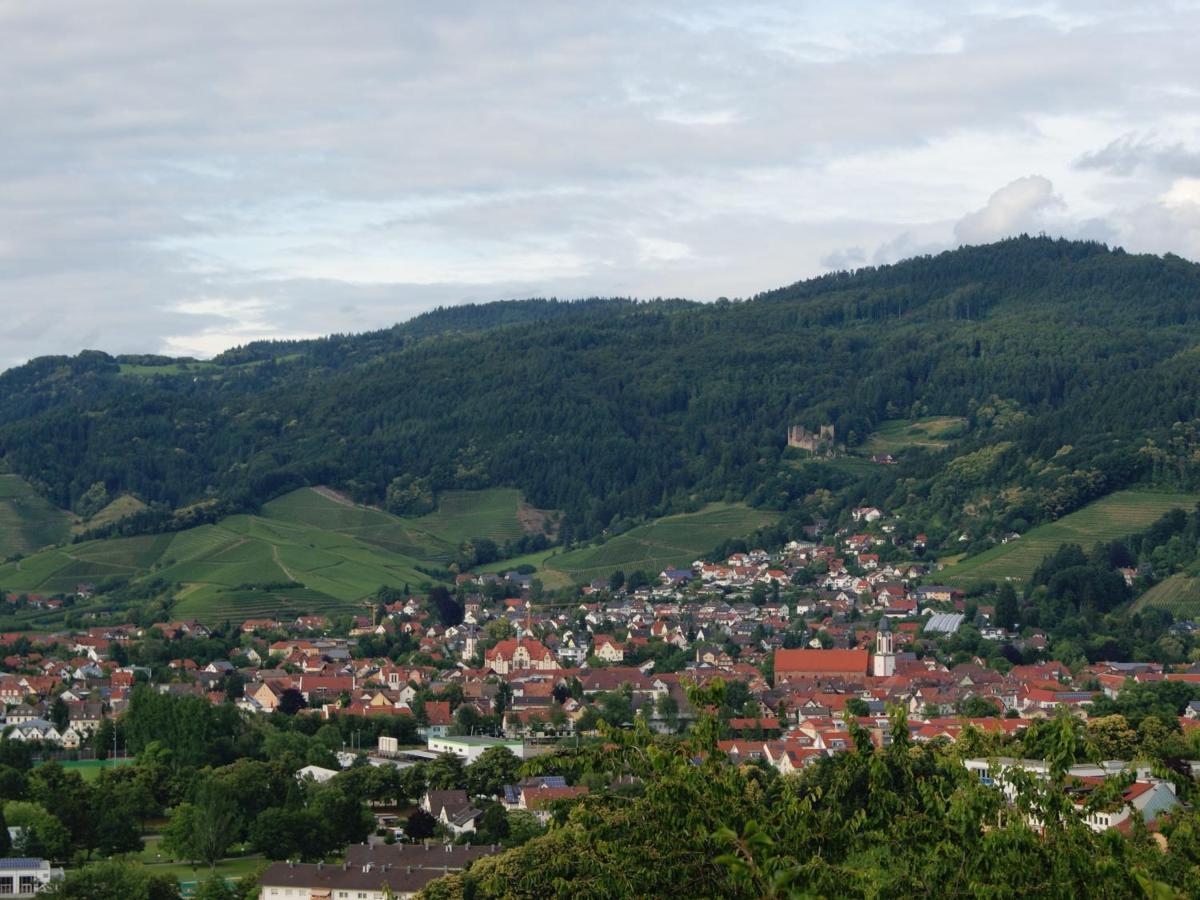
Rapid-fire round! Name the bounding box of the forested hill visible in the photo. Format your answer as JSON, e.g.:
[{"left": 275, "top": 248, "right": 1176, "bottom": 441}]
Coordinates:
[{"left": 3, "top": 235, "right": 1200, "bottom": 545}]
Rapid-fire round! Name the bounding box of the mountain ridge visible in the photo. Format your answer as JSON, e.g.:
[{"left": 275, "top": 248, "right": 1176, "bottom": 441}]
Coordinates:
[{"left": 2, "top": 235, "right": 1199, "bottom": 550}]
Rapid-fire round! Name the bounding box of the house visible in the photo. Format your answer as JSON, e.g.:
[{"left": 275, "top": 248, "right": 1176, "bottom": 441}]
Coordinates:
[
  {"left": 259, "top": 844, "right": 502, "bottom": 900},
  {"left": 591, "top": 635, "right": 625, "bottom": 663},
  {"left": 420, "top": 701, "right": 454, "bottom": 738},
  {"left": 421, "top": 790, "right": 482, "bottom": 836},
  {"left": 483, "top": 639, "right": 560, "bottom": 675},
  {"left": 518, "top": 785, "right": 589, "bottom": 824}
]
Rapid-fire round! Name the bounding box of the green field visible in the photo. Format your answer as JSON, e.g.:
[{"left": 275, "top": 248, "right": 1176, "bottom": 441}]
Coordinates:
[
  {"left": 75, "top": 494, "right": 149, "bottom": 534},
  {"left": 940, "top": 490, "right": 1200, "bottom": 586},
  {"left": 39, "top": 757, "right": 136, "bottom": 781},
  {"left": 543, "top": 504, "right": 779, "bottom": 584},
  {"left": 861, "top": 416, "right": 967, "bottom": 454},
  {"left": 0, "top": 486, "right": 551, "bottom": 623},
  {"left": 0, "top": 475, "right": 75, "bottom": 559},
  {"left": 1133, "top": 572, "right": 1200, "bottom": 619}
]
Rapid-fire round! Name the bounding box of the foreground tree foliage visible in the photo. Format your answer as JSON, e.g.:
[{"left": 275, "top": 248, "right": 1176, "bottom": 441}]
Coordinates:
[{"left": 422, "top": 691, "right": 1199, "bottom": 899}]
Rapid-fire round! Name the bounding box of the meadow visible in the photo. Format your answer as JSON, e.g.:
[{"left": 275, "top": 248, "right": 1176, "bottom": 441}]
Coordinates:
[
  {"left": 940, "top": 490, "right": 1200, "bottom": 586},
  {"left": 542, "top": 503, "right": 779, "bottom": 584},
  {"left": 859, "top": 416, "right": 967, "bottom": 455}
]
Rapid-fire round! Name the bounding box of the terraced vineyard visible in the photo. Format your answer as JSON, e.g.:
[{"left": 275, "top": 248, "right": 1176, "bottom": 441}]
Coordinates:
[
  {"left": 543, "top": 504, "right": 779, "bottom": 584},
  {"left": 0, "top": 486, "right": 553, "bottom": 623},
  {"left": 1133, "top": 572, "right": 1200, "bottom": 619},
  {"left": 0, "top": 475, "right": 74, "bottom": 559},
  {"left": 941, "top": 490, "right": 1200, "bottom": 586}
]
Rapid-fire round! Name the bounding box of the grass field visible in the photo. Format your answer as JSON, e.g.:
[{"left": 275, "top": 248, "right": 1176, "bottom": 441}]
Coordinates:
[
  {"left": 543, "top": 504, "right": 779, "bottom": 584},
  {"left": 1133, "top": 572, "right": 1200, "bottom": 619},
  {"left": 38, "top": 757, "right": 136, "bottom": 781},
  {"left": 941, "top": 490, "right": 1200, "bottom": 586},
  {"left": 860, "top": 416, "right": 967, "bottom": 454},
  {"left": 0, "top": 486, "right": 553, "bottom": 623},
  {"left": 0, "top": 475, "right": 74, "bottom": 559},
  {"left": 75, "top": 494, "right": 149, "bottom": 534}
]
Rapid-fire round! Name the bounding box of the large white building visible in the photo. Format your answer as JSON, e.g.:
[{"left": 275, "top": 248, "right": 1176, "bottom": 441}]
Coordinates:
[
  {"left": 0, "top": 858, "right": 63, "bottom": 898},
  {"left": 427, "top": 734, "right": 524, "bottom": 764}
]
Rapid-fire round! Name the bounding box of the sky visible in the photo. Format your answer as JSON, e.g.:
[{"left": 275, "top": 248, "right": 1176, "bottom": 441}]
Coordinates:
[{"left": 3, "top": 1, "right": 1200, "bottom": 371}]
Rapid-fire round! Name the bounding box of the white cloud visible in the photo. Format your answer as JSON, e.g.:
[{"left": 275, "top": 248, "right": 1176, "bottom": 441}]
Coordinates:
[
  {"left": 2, "top": 1, "right": 1200, "bottom": 370},
  {"left": 954, "top": 176, "right": 1062, "bottom": 244}
]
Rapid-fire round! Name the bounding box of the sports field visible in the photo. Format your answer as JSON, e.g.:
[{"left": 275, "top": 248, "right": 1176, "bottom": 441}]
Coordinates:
[
  {"left": 38, "top": 757, "right": 136, "bottom": 781},
  {"left": 940, "top": 490, "right": 1200, "bottom": 586}
]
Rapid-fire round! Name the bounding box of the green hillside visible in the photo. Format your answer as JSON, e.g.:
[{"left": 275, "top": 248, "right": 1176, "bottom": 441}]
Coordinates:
[
  {"left": 0, "top": 485, "right": 553, "bottom": 623},
  {"left": 940, "top": 490, "right": 1200, "bottom": 586},
  {"left": 0, "top": 475, "right": 75, "bottom": 560},
  {"left": 6, "top": 238, "right": 1200, "bottom": 553},
  {"left": 74, "top": 494, "right": 149, "bottom": 535},
  {"left": 860, "top": 416, "right": 967, "bottom": 454},
  {"left": 1133, "top": 572, "right": 1200, "bottom": 619},
  {"left": 542, "top": 504, "right": 779, "bottom": 584}
]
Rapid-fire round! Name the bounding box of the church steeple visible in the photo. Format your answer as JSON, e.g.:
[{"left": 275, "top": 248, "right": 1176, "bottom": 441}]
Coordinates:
[{"left": 872, "top": 616, "right": 895, "bottom": 677}]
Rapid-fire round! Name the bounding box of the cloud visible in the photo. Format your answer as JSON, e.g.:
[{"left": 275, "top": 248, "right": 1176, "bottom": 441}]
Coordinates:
[
  {"left": 3, "top": 2, "right": 1200, "bottom": 370},
  {"left": 954, "top": 176, "right": 1062, "bottom": 245},
  {"left": 1075, "top": 133, "right": 1200, "bottom": 177}
]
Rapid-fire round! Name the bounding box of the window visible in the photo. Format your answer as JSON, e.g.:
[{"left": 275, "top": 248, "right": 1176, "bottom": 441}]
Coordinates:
[
  {"left": 18, "top": 878, "right": 35, "bottom": 895},
  {"left": 0, "top": 875, "right": 12, "bottom": 894}
]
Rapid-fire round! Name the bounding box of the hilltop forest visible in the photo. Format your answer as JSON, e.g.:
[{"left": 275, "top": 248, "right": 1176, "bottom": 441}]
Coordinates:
[{"left": 3, "top": 236, "right": 1200, "bottom": 553}]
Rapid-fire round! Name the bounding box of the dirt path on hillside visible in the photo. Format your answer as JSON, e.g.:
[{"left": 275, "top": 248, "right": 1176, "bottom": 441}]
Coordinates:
[
  {"left": 272, "top": 544, "right": 299, "bottom": 582},
  {"left": 313, "top": 485, "right": 357, "bottom": 507}
]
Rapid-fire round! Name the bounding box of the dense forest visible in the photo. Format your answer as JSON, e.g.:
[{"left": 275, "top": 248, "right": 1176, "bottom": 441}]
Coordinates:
[{"left": 3, "top": 236, "right": 1200, "bottom": 546}]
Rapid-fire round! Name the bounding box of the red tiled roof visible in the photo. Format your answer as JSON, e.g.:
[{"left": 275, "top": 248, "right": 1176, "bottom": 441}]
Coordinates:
[{"left": 775, "top": 649, "right": 868, "bottom": 674}]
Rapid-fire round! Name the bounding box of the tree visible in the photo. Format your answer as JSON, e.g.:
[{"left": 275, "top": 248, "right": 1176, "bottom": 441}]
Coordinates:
[
  {"left": 427, "top": 753, "right": 467, "bottom": 791},
  {"left": 0, "top": 806, "right": 10, "bottom": 856},
  {"left": 502, "top": 810, "right": 544, "bottom": 849},
  {"left": 194, "top": 876, "right": 237, "bottom": 900},
  {"left": 995, "top": 582, "right": 1020, "bottom": 631},
  {"left": 40, "top": 861, "right": 181, "bottom": 900},
  {"left": 476, "top": 803, "right": 510, "bottom": 843},
  {"left": 95, "top": 804, "right": 142, "bottom": 857},
  {"left": 278, "top": 688, "right": 307, "bottom": 716},
  {"left": 467, "top": 747, "right": 521, "bottom": 799},
  {"left": 844, "top": 698, "right": 870, "bottom": 718},
  {"left": 958, "top": 696, "right": 1002, "bottom": 718},
  {"left": 92, "top": 718, "right": 116, "bottom": 761},
  {"left": 608, "top": 570, "right": 625, "bottom": 592},
  {"left": 50, "top": 696, "right": 70, "bottom": 733},
  {"left": 404, "top": 808, "right": 437, "bottom": 841},
  {"left": 4, "top": 801, "right": 72, "bottom": 861}
]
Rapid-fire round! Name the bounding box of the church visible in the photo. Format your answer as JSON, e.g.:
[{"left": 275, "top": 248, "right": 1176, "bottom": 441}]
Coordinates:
[{"left": 774, "top": 621, "right": 896, "bottom": 686}]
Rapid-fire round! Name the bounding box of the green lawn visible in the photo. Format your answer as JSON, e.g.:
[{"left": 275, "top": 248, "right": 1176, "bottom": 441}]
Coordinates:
[
  {"left": 940, "top": 490, "right": 1200, "bottom": 586},
  {"left": 860, "top": 416, "right": 967, "bottom": 455},
  {"left": 545, "top": 503, "right": 779, "bottom": 583},
  {"left": 0, "top": 475, "right": 75, "bottom": 560}
]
